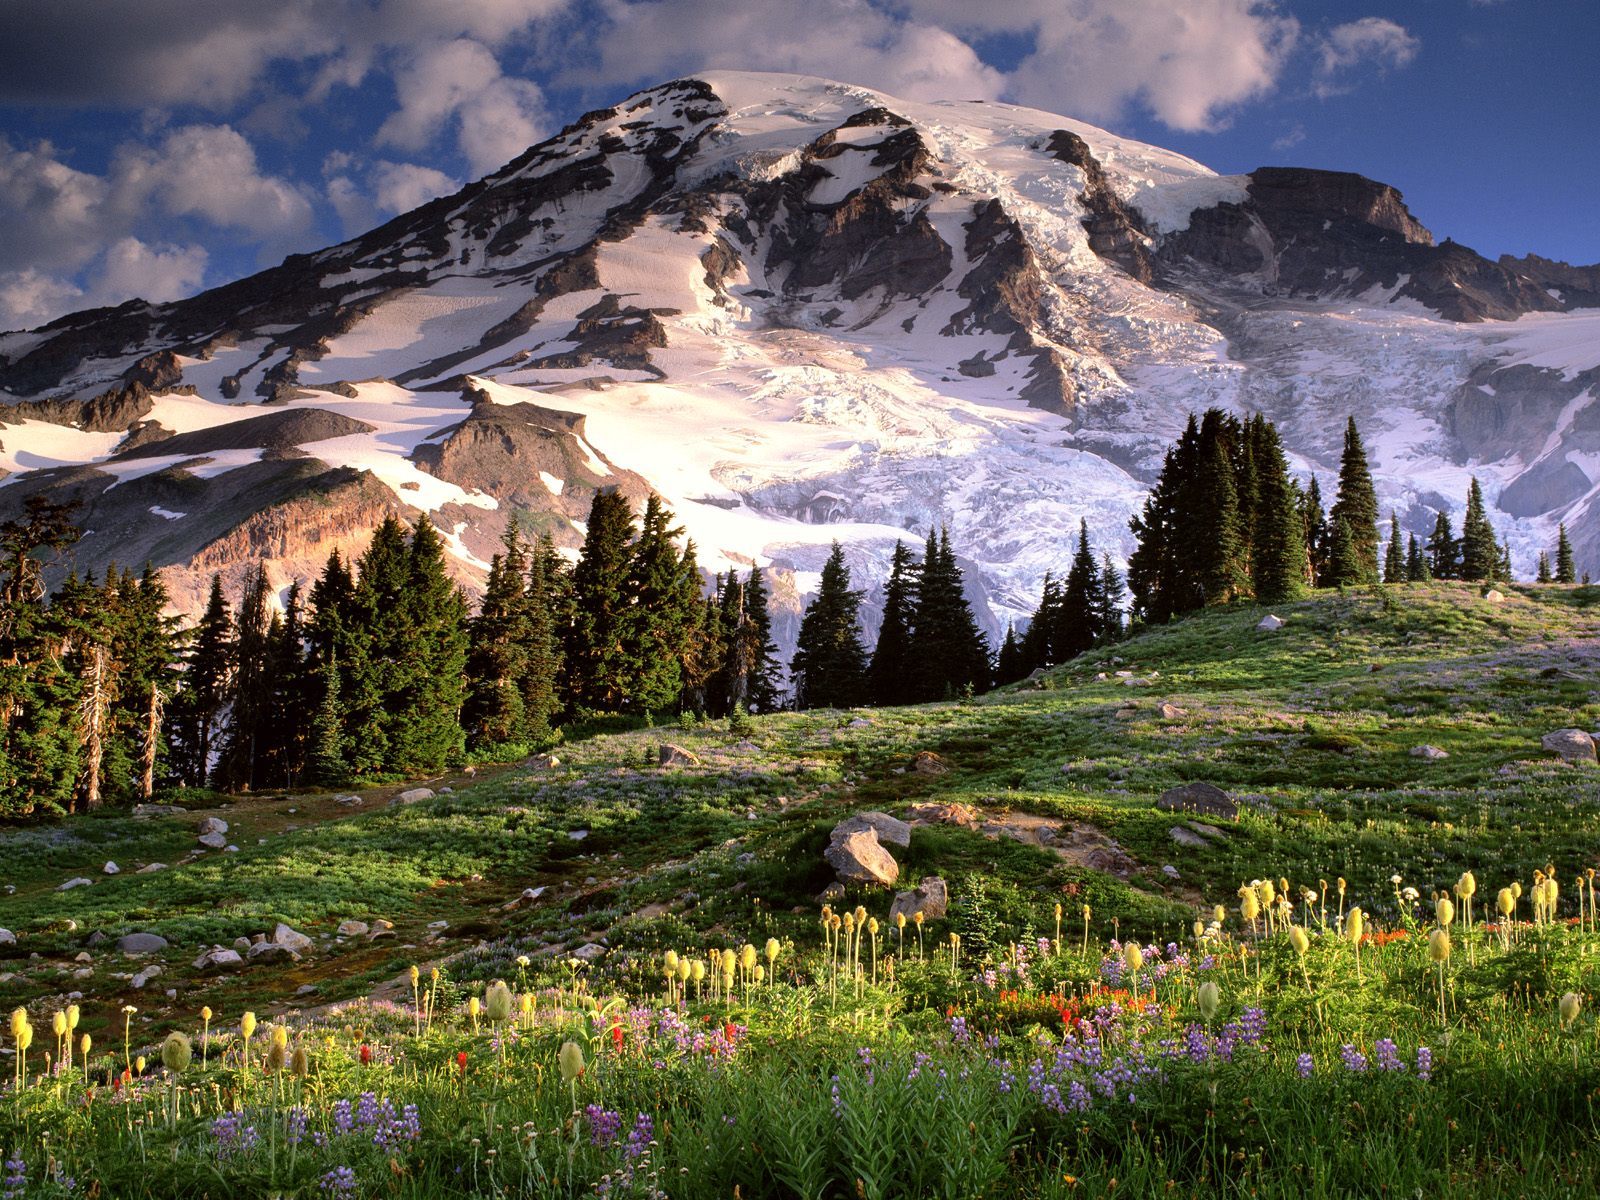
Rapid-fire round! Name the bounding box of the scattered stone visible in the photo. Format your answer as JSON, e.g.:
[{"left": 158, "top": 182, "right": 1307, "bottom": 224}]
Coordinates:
[
  {"left": 57, "top": 877, "right": 93, "bottom": 891},
  {"left": 73, "top": 951, "right": 91, "bottom": 963},
  {"left": 1162, "top": 865, "right": 1181, "bottom": 878},
  {"left": 529, "top": 753, "right": 561, "bottom": 769},
  {"left": 116, "top": 933, "right": 168, "bottom": 955},
  {"left": 87, "top": 931, "right": 107, "bottom": 946},
  {"left": 296, "top": 984, "right": 319, "bottom": 995},
  {"left": 1114, "top": 670, "right": 1133, "bottom": 678},
  {"left": 1257, "top": 614, "right": 1285, "bottom": 632},
  {"left": 906, "top": 801, "right": 979, "bottom": 828},
  {"left": 273, "top": 923, "right": 315, "bottom": 952},
  {"left": 136, "top": 863, "right": 167, "bottom": 874},
  {"left": 1155, "top": 701, "right": 1186, "bottom": 720},
  {"left": 131, "top": 966, "right": 162, "bottom": 989},
  {"left": 889, "top": 876, "right": 949, "bottom": 922},
  {"left": 1048, "top": 823, "right": 1138, "bottom": 876},
  {"left": 832, "top": 811, "right": 912, "bottom": 848},
  {"left": 819, "top": 882, "right": 846, "bottom": 902},
  {"left": 1484, "top": 589, "right": 1505, "bottom": 603},
  {"left": 197, "top": 817, "right": 228, "bottom": 837},
  {"left": 1156, "top": 782, "right": 1239, "bottom": 821},
  {"left": 847, "top": 717, "right": 872, "bottom": 729},
  {"left": 570, "top": 943, "right": 607, "bottom": 962},
  {"left": 1169, "top": 826, "right": 1210, "bottom": 849},
  {"left": 392, "top": 787, "right": 434, "bottom": 805},
  {"left": 427, "top": 920, "right": 449, "bottom": 930},
  {"left": 234, "top": 937, "right": 253, "bottom": 951},
  {"left": 368, "top": 929, "right": 395, "bottom": 941},
  {"left": 438, "top": 787, "right": 454, "bottom": 795},
  {"left": 1542, "top": 728, "right": 1597, "bottom": 764},
  {"left": 334, "top": 794, "right": 364, "bottom": 806},
  {"left": 1188, "top": 822, "right": 1226, "bottom": 841},
  {"left": 102, "top": 861, "right": 120, "bottom": 875},
  {"left": 247, "top": 942, "right": 300, "bottom": 964},
  {"left": 658, "top": 743, "right": 700, "bottom": 767},
  {"left": 1410, "top": 744, "right": 1449, "bottom": 760},
  {"left": 567, "top": 829, "right": 589, "bottom": 841},
  {"left": 0, "top": 929, "right": 14, "bottom": 946},
  {"left": 224, "top": 845, "right": 239, "bottom": 853},
  {"left": 337, "top": 920, "right": 369, "bottom": 937},
  {"left": 1113, "top": 706, "right": 1139, "bottom": 720},
  {"left": 131, "top": 803, "right": 186, "bottom": 818},
  {"left": 193, "top": 947, "right": 244, "bottom": 973},
  {"left": 197, "top": 832, "right": 228, "bottom": 850},
  {"left": 824, "top": 828, "right": 899, "bottom": 887},
  {"left": 911, "top": 750, "right": 948, "bottom": 776}
]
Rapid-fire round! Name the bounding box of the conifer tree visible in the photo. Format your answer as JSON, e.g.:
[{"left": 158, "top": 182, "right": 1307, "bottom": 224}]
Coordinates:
[
  {"left": 1555, "top": 523, "right": 1576, "bottom": 583},
  {"left": 307, "top": 646, "right": 346, "bottom": 787},
  {"left": 623, "top": 495, "right": 701, "bottom": 714},
  {"left": 1406, "top": 534, "right": 1430, "bottom": 582},
  {"left": 169, "top": 575, "right": 233, "bottom": 788},
  {"left": 869, "top": 541, "right": 917, "bottom": 706},
  {"left": 1383, "top": 513, "right": 1406, "bottom": 583},
  {"left": 1021, "top": 572, "right": 1060, "bottom": 668},
  {"left": 1054, "top": 520, "right": 1105, "bottom": 660},
  {"left": 520, "top": 542, "right": 561, "bottom": 742},
  {"left": 463, "top": 529, "right": 533, "bottom": 748},
  {"left": 743, "top": 566, "right": 782, "bottom": 713},
  {"left": 995, "top": 623, "right": 1026, "bottom": 685},
  {"left": 1250, "top": 419, "right": 1308, "bottom": 603},
  {"left": 214, "top": 564, "right": 273, "bottom": 790},
  {"left": 1301, "top": 475, "right": 1330, "bottom": 586},
  {"left": 1328, "top": 417, "right": 1380, "bottom": 585},
  {"left": 1096, "top": 554, "right": 1126, "bottom": 642},
  {"left": 344, "top": 518, "right": 411, "bottom": 775},
  {"left": 790, "top": 542, "right": 868, "bottom": 710},
  {"left": 1537, "top": 552, "right": 1552, "bottom": 583},
  {"left": 1193, "top": 426, "right": 1248, "bottom": 605},
  {"left": 566, "top": 490, "right": 637, "bottom": 713},
  {"left": 908, "top": 528, "right": 990, "bottom": 699},
  {"left": 1328, "top": 517, "right": 1363, "bottom": 588},
  {"left": 387, "top": 519, "right": 469, "bottom": 771},
  {"left": 1128, "top": 415, "right": 1200, "bottom": 623},
  {"left": 1427, "top": 511, "right": 1460, "bottom": 579},
  {"left": 1459, "top": 478, "right": 1498, "bottom": 581}
]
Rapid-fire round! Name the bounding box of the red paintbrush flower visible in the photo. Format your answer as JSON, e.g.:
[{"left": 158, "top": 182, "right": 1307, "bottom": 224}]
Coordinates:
[
  {"left": 359, "top": 1043, "right": 372, "bottom": 1066},
  {"left": 456, "top": 1051, "right": 469, "bottom": 1075},
  {"left": 610, "top": 1024, "right": 624, "bottom": 1051}
]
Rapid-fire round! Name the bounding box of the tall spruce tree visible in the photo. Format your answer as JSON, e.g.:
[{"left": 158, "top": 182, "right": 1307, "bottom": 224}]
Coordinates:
[
  {"left": 520, "top": 541, "right": 561, "bottom": 742},
  {"left": 868, "top": 541, "right": 917, "bottom": 706},
  {"left": 1301, "top": 475, "right": 1330, "bottom": 587},
  {"left": 790, "top": 542, "right": 868, "bottom": 710},
  {"left": 1427, "top": 511, "right": 1460, "bottom": 579},
  {"left": 1459, "top": 478, "right": 1498, "bottom": 581},
  {"left": 1128, "top": 415, "right": 1200, "bottom": 623},
  {"left": 743, "top": 566, "right": 781, "bottom": 713},
  {"left": 387, "top": 519, "right": 469, "bottom": 771},
  {"left": 908, "top": 528, "right": 990, "bottom": 699},
  {"left": 1250, "top": 419, "right": 1308, "bottom": 603},
  {"left": 1193, "top": 424, "right": 1247, "bottom": 605},
  {"left": 1327, "top": 417, "right": 1380, "bottom": 585},
  {"left": 463, "top": 528, "right": 534, "bottom": 748},
  {"left": 169, "top": 575, "right": 233, "bottom": 787},
  {"left": 1383, "top": 513, "right": 1406, "bottom": 583},
  {"left": 1406, "top": 534, "right": 1430, "bottom": 582},
  {"left": 1096, "top": 553, "right": 1126, "bottom": 642},
  {"left": 623, "top": 495, "right": 701, "bottom": 715},
  {"left": 1021, "top": 572, "right": 1060, "bottom": 669},
  {"left": 1054, "top": 520, "right": 1104, "bottom": 660},
  {"left": 1556, "top": 523, "right": 1577, "bottom": 583},
  {"left": 565, "top": 490, "right": 637, "bottom": 713},
  {"left": 1537, "top": 552, "right": 1553, "bottom": 583},
  {"left": 214, "top": 564, "right": 273, "bottom": 790},
  {"left": 1327, "top": 517, "right": 1363, "bottom": 588},
  {"left": 995, "top": 624, "right": 1026, "bottom": 685}
]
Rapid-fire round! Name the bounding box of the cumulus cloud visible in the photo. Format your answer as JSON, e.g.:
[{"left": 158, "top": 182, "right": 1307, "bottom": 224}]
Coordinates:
[
  {"left": 0, "top": 237, "right": 208, "bottom": 329},
  {"left": 112, "top": 125, "right": 315, "bottom": 240},
  {"left": 582, "top": 0, "right": 1004, "bottom": 103},
  {"left": 324, "top": 156, "right": 461, "bottom": 237},
  {"left": 1313, "top": 18, "right": 1421, "bottom": 98}
]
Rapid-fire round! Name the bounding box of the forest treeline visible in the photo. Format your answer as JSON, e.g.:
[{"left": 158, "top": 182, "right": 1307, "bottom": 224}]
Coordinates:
[{"left": 0, "top": 410, "right": 1574, "bottom": 816}]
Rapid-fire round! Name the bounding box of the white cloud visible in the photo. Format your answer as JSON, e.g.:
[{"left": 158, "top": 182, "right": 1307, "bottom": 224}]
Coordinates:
[
  {"left": 324, "top": 157, "right": 461, "bottom": 238},
  {"left": 89, "top": 237, "right": 208, "bottom": 306},
  {"left": 582, "top": 0, "right": 1004, "bottom": 103},
  {"left": 0, "top": 269, "right": 84, "bottom": 330},
  {"left": 373, "top": 161, "right": 459, "bottom": 215},
  {"left": 1313, "top": 18, "right": 1420, "bottom": 98},
  {"left": 112, "top": 125, "right": 315, "bottom": 240}
]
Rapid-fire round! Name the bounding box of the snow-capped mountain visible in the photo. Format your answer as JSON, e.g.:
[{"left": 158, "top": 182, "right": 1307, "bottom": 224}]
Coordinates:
[{"left": 3, "top": 71, "right": 1598, "bottom": 648}]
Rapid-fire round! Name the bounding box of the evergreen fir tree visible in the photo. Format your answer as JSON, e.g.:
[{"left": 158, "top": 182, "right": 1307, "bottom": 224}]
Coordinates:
[
  {"left": 1383, "top": 513, "right": 1406, "bottom": 583},
  {"left": 463, "top": 529, "right": 533, "bottom": 748},
  {"left": 386, "top": 519, "right": 469, "bottom": 772},
  {"left": 994, "top": 623, "right": 1026, "bottom": 685},
  {"left": 743, "top": 566, "right": 782, "bottom": 714},
  {"left": 1250, "top": 419, "right": 1308, "bottom": 603},
  {"left": 1054, "top": 519, "right": 1105, "bottom": 659},
  {"left": 169, "top": 575, "right": 234, "bottom": 788},
  {"left": 1537, "top": 552, "right": 1552, "bottom": 583},
  {"left": 790, "top": 542, "right": 868, "bottom": 710},
  {"left": 1096, "top": 554, "right": 1126, "bottom": 642},
  {"left": 1128, "top": 415, "right": 1200, "bottom": 623},
  {"left": 214, "top": 563, "right": 272, "bottom": 790},
  {"left": 623, "top": 495, "right": 701, "bottom": 714},
  {"left": 1193, "top": 425, "right": 1248, "bottom": 605},
  {"left": 908, "top": 529, "right": 990, "bottom": 700},
  {"left": 1406, "top": 534, "right": 1430, "bottom": 582},
  {"left": 1301, "top": 475, "right": 1330, "bottom": 587},
  {"left": 1459, "top": 478, "right": 1499, "bottom": 581},
  {"left": 1556, "top": 523, "right": 1576, "bottom": 583},
  {"left": 307, "top": 647, "right": 346, "bottom": 787},
  {"left": 565, "top": 490, "right": 637, "bottom": 713},
  {"left": 1328, "top": 417, "right": 1380, "bottom": 585},
  {"left": 1427, "top": 511, "right": 1460, "bottom": 580},
  {"left": 1020, "top": 572, "right": 1060, "bottom": 669},
  {"left": 520, "top": 542, "right": 561, "bottom": 742},
  {"left": 1328, "top": 517, "right": 1362, "bottom": 588},
  {"left": 868, "top": 541, "right": 917, "bottom": 706},
  {"left": 344, "top": 518, "right": 411, "bottom": 775}
]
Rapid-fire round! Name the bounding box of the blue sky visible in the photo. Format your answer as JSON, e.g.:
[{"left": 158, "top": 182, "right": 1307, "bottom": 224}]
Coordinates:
[{"left": 1, "top": 0, "right": 1595, "bottom": 331}]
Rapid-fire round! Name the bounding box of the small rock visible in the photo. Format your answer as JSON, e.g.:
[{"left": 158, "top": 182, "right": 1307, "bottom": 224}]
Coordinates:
[
  {"left": 131, "top": 966, "right": 162, "bottom": 989},
  {"left": 234, "top": 937, "right": 253, "bottom": 951},
  {"left": 889, "top": 876, "right": 949, "bottom": 922},
  {"left": 1257, "top": 614, "right": 1285, "bottom": 631},
  {"left": 116, "top": 932, "right": 168, "bottom": 955},
  {"left": 273, "top": 923, "right": 315, "bottom": 952},
  {"left": 911, "top": 750, "right": 948, "bottom": 776},
  {"left": 824, "top": 828, "right": 899, "bottom": 887},
  {"left": 1483, "top": 589, "right": 1505, "bottom": 603},
  {"left": 568, "top": 829, "right": 589, "bottom": 841},
  {"left": 74, "top": 951, "right": 92, "bottom": 963},
  {"left": 131, "top": 803, "right": 186, "bottom": 818},
  {"left": 224, "top": 844, "right": 239, "bottom": 853},
  {"left": 72, "top": 967, "right": 92, "bottom": 979},
  {"left": 136, "top": 862, "right": 168, "bottom": 874},
  {"left": 906, "top": 801, "right": 979, "bottom": 828},
  {"left": 1169, "top": 826, "right": 1210, "bottom": 849},
  {"left": 1542, "top": 728, "right": 1597, "bottom": 764},
  {"left": 296, "top": 983, "right": 318, "bottom": 995},
  {"left": 0, "top": 929, "right": 14, "bottom": 946},
  {"left": 1155, "top": 701, "right": 1186, "bottom": 720},
  {"left": 334, "top": 793, "right": 364, "bottom": 806},
  {"left": 529, "top": 753, "right": 561, "bottom": 769},
  {"left": 847, "top": 718, "right": 872, "bottom": 729},
  {"left": 57, "top": 877, "right": 93, "bottom": 891},
  {"left": 392, "top": 787, "right": 434, "bottom": 805},
  {"left": 1094, "top": 672, "right": 1108, "bottom": 681},
  {"left": 428, "top": 920, "right": 450, "bottom": 930},
  {"left": 337, "top": 920, "right": 369, "bottom": 937},
  {"left": 368, "top": 929, "right": 395, "bottom": 941},
  {"left": 1157, "top": 782, "right": 1238, "bottom": 820},
  {"left": 438, "top": 787, "right": 453, "bottom": 795},
  {"left": 832, "top": 811, "right": 912, "bottom": 848},
  {"left": 1162, "top": 865, "right": 1181, "bottom": 878},
  {"left": 658, "top": 743, "right": 700, "bottom": 767},
  {"left": 570, "top": 943, "right": 607, "bottom": 962},
  {"left": 87, "top": 930, "right": 107, "bottom": 946},
  {"left": 1410, "top": 744, "right": 1449, "bottom": 760},
  {"left": 197, "top": 832, "right": 228, "bottom": 850},
  {"left": 372, "top": 918, "right": 394, "bottom": 930},
  {"left": 197, "top": 816, "right": 228, "bottom": 836},
  {"left": 102, "top": 861, "right": 120, "bottom": 875},
  {"left": 193, "top": 947, "right": 244, "bottom": 973},
  {"left": 1188, "top": 822, "right": 1226, "bottom": 840},
  {"left": 1114, "top": 670, "right": 1134, "bottom": 678},
  {"left": 819, "top": 881, "right": 846, "bottom": 902}
]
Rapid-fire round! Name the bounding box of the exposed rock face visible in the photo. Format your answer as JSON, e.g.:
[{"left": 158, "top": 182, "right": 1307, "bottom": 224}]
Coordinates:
[
  {"left": 116, "top": 932, "right": 169, "bottom": 954},
  {"left": 658, "top": 743, "right": 701, "bottom": 767},
  {"left": 832, "top": 811, "right": 912, "bottom": 848},
  {"left": 889, "top": 876, "right": 948, "bottom": 922},
  {"left": 1156, "top": 782, "right": 1239, "bottom": 821},
  {"left": 824, "top": 827, "right": 899, "bottom": 887},
  {"left": 1542, "top": 729, "right": 1597, "bottom": 764},
  {"left": 1046, "top": 130, "right": 1154, "bottom": 283}
]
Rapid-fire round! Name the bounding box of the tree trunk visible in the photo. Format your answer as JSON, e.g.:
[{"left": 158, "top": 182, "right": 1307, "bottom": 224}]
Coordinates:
[
  {"left": 140, "top": 682, "right": 163, "bottom": 800},
  {"left": 79, "top": 642, "right": 110, "bottom": 810}
]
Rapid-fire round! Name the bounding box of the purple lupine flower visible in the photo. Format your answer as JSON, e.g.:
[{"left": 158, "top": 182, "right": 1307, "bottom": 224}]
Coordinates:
[
  {"left": 949, "top": 1015, "right": 970, "bottom": 1044},
  {"left": 1415, "top": 1046, "right": 1433, "bottom": 1081},
  {"left": 1339, "top": 1044, "right": 1368, "bottom": 1073},
  {"left": 332, "top": 1099, "right": 354, "bottom": 1135},
  {"left": 4, "top": 1155, "right": 26, "bottom": 1200},
  {"left": 211, "top": 1114, "right": 261, "bottom": 1158},
  {"left": 1296, "top": 1053, "right": 1314, "bottom": 1078},
  {"left": 585, "top": 1105, "right": 624, "bottom": 1148},
  {"left": 319, "top": 1166, "right": 358, "bottom": 1197},
  {"left": 1374, "top": 1038, "right": 1404, "bottom": 1072},
  {"left": 830, "top": 1075, "right": 844, "bottom": 1119},
  {"left": 623, "top": 1113, "right": 654, "bottom": 1162},
  {"left": 1067, "top": 1080, "right": 1091, "bottom": 1112}
]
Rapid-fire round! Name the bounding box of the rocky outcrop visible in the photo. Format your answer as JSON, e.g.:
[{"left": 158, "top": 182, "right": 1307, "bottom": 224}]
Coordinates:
[
  {"left": 1156, "top": 782, "right": 1238, "bottom": 820},
  {"left": 1047, "top": 130, "right": 1154, "bottom": 283},
  {"left": 889, "top": 876, "right": 948, "bottom": 922},
  {"left": 1542, "top": 729, "right": 1597, "bottom": 764}
]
